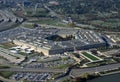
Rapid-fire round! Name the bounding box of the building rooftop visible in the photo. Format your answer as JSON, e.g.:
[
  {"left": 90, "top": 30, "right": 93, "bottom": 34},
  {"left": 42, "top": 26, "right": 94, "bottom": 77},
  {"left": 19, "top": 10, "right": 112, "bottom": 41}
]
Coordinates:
[{"left": 14, "top": 27, "right": 106, "bottom": 54}]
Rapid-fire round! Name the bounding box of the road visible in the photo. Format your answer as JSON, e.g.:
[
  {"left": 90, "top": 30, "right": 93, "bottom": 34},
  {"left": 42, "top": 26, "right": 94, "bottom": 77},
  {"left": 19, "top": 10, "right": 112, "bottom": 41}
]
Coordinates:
[
  {"left": 0, "top": 68, "right": 65, "bottom": 73},
  {"left": 0, "top": 63, "right": 120, "bottom": 81},
  {"left": 0, "top": 10, "right": 23, "bottom": 32},
  {"left": 44, "top": 4, "right": 62, "bottom": 19},
  {"left": 0, "top": 47, "right": 25, "bottom": 64},
  {"left": 0, "top": 76, "right": 17, "bottom": 82},
  {"left": 70, "top": 63, "right": 120, "bottom": 78}
]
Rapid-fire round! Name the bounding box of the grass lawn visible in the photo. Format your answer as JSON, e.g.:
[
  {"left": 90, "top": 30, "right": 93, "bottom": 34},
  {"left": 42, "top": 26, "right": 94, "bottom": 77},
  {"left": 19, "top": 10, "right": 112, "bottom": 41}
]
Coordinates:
[
  {"left": 0, "top": 65, "right": 10, "bottom": 69},
  {"left": 0, "top": 71, "right": 13, "bottom": 78},
  {"left": 28, "top": 18, "right": 67, "bottom": 27},
  {"left": 25, "top": 8, "right": 49, "bottom": 17},
  {"left": 22, "top": 23, "right": 34, "bottom": 28},
  {"left": 0, "top": 43, "right": 16, "bottom": 49},
  {"left": 82, "top": 52, "right": 99, "bottom": 61},
  {"left": 53, "top": 64, "right": 70, "bottom": 69},
  {"left": 31, "top": 18, "right": 58, "bottom": 24}
]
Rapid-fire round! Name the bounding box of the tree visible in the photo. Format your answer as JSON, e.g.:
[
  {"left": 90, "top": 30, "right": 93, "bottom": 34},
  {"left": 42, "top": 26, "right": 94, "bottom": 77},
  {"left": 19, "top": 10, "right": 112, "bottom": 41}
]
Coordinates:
[{"left": 32, "top": 23, "right": 39, "bottom": 28}]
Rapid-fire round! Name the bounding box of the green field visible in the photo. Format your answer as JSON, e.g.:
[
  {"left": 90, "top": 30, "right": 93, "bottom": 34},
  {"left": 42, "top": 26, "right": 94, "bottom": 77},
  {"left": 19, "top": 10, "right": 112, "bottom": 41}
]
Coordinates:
[
  {"left": 82, "top": 52, "right": 100, "bottom": 61},
  {"left": 29, "top": 18, "right": 67, "bottom": 27},
  {"left": 0, "top": 71, "right": 13, "bottom": 78}
]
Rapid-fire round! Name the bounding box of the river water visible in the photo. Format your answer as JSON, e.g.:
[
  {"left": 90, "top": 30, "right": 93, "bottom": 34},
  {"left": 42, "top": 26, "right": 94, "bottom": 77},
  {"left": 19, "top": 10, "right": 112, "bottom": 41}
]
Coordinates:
[{"left": 87, "top": 73, "right": 120, "bottom": 82}]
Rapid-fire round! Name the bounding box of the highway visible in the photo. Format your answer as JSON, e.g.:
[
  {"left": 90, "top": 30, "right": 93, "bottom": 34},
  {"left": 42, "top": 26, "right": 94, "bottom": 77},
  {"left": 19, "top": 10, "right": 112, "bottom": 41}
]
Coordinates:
[
  {"left": 0, "top": 63, "right": 120, "bottom": 76},
  {"left": 0, "top": 47, "right": 25, "bottom": 64},
  {"left": 70, "top": 63, "right": 120, "bottom": 78},
  {"left": 0, "top": 10, "right": 23, "bottom": 32},
  {"left": 0, "top": 68, "right": 65, "bottom": 73},
  {"left": 44, "top": 4, "right": 62, "bottom": 20},
  {"left": 0, "top": 76, "right": 17, "bottom": 82}
]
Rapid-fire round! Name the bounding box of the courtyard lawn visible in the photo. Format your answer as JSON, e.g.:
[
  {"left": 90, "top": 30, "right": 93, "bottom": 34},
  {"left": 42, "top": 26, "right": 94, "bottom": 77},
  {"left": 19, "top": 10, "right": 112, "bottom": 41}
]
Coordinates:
[{"left": 82, "top": 52, "right": 100, "bottom": 61}]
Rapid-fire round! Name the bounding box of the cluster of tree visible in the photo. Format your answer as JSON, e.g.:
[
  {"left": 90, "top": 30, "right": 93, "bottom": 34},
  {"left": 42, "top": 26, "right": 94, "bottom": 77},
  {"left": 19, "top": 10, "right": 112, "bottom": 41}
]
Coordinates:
[
  {"left": 73, "top": 73, "right": 100, "bottom": 82},
  {"left": 47, "top": 0, "right": 120, "bottom": 32},
  {"left": 50, "top": 0, "right": 120, "bottom": 14}
]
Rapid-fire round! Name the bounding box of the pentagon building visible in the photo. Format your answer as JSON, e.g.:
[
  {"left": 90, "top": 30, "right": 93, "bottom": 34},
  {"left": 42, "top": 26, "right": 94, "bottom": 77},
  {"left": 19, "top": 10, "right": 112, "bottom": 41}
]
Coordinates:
[{"left": 13, "top": 28, "right": 106, "bottom": 56}]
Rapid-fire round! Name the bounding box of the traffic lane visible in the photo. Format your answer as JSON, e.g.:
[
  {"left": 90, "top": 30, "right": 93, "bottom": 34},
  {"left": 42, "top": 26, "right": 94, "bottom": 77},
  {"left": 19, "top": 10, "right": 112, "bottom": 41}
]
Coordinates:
[
  {"left": 0, "top": 68, "right": 65, "bottom": 73},
  {"left": 71, "top": 63, "right": 120, "bottom": 77}
]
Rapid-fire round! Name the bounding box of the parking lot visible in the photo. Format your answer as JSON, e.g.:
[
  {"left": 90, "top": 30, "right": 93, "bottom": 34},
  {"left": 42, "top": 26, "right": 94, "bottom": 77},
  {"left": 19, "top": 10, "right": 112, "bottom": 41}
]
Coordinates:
[
  {"left": 0, "top": 27, "right": 30, "bottom": 43},
  {"left": 10, "top": 72, "right": 51, "bottom": 82},
  {"left": 0, "top": 10, "right": 23, "bottom": 32},
  {"left": 24, "top": 57, "right": 75, "bottom": 69}
]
